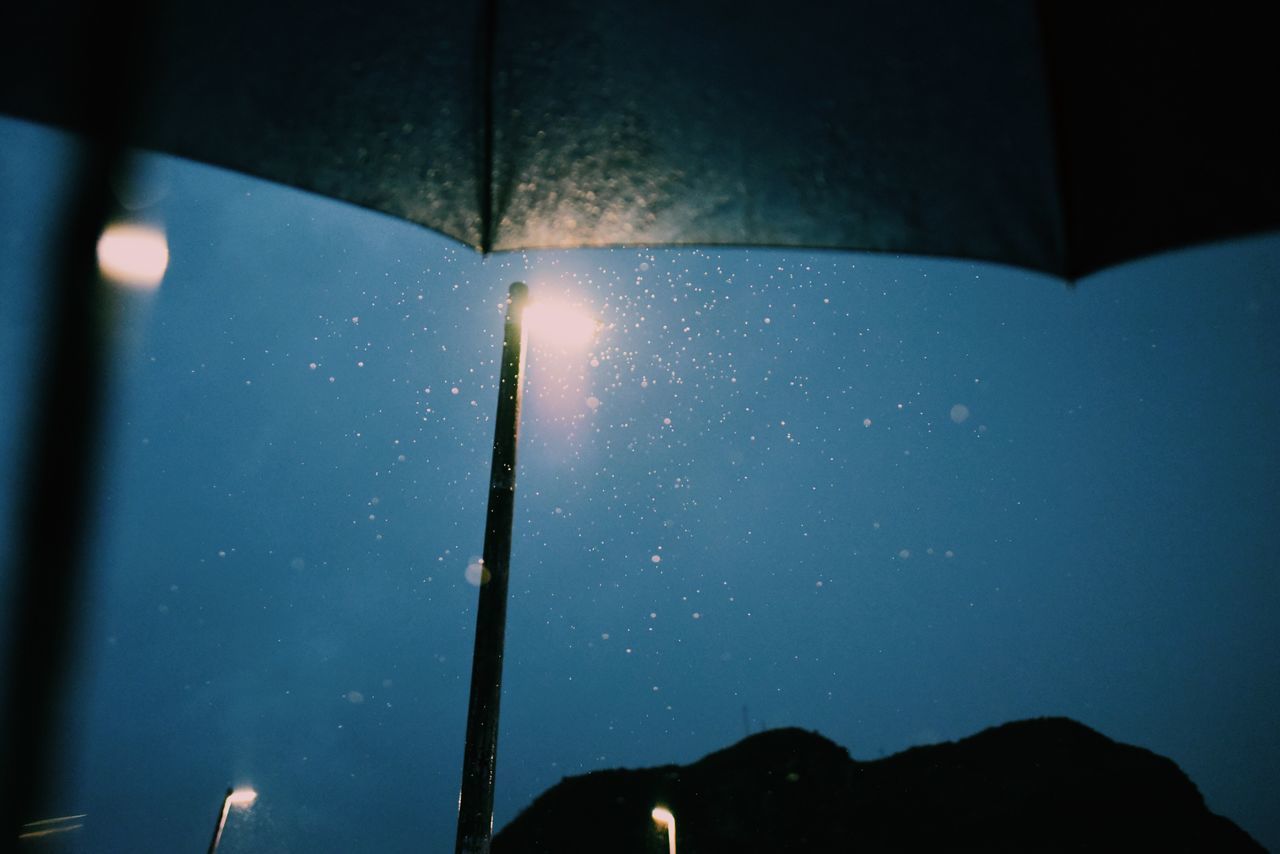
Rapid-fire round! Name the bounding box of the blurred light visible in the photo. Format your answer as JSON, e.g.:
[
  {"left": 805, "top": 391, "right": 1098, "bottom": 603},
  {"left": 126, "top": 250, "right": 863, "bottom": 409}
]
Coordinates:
[
  {"left": 652, "top": 806, "right": 677, "bottom": 854},
  {"left": 96, "top": 222, "right": 168, "bottom": 289},
  {"left": 465, "top": 559, "right": 489, "bottom": 587},
  {"left": 522, "top": 301, "right": 598, "bottom": 349},
  {"left": 227, "top": 787, "right": 257, "bottom": 808},
  {"left": 19, "top": 815, "right": 86, "bottom": 839}
]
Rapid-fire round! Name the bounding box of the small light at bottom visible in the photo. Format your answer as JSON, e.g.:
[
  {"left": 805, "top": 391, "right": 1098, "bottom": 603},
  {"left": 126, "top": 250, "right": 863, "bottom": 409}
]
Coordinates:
[
  {"left": 227, "top": 788, "right": 257, "bottom": 807},
  {"left": 652, "top": 806, "right": 676, "bottom": 854}
]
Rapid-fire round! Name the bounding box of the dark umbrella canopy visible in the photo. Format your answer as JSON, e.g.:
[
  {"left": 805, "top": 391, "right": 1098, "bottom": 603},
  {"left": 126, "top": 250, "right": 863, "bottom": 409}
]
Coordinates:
[{"left": 3, "top": 1, "right": 1276, "bottom": 279}]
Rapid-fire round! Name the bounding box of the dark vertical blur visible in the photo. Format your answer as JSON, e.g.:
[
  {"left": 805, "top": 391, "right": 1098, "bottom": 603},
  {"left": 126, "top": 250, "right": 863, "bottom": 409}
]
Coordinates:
[{"left": 1, "top": 0, "right": 154, "bottom": 838}]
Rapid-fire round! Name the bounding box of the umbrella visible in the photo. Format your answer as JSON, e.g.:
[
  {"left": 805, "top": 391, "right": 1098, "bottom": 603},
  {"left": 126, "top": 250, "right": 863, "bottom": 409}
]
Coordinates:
[
  {"left": 2, "top": 1, "right": 1277, "bottom": 847},
  {"left": 3, "top": 1, "right": 1276, "bottom": 277}
]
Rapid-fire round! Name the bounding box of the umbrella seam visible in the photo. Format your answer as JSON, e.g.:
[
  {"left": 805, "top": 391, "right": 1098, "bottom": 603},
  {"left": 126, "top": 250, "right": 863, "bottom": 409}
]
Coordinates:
[
  {"left": 479, "top": 0, "right": 498, "bottom": 254},
  {"left": 1035, "top": 0, "right": 1075, "bottom": 283}
]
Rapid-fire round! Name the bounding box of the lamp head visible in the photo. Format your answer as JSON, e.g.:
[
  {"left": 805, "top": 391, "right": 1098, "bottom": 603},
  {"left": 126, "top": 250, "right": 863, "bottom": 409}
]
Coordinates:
[{"left": 226, "top": 787, "right": 257, "bottom": 808}]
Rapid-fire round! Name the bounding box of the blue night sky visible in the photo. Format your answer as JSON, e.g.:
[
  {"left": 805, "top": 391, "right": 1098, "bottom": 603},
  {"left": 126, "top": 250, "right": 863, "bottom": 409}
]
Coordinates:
[{"left": 2, "top": 116, "right": 1279, "bottom": 852}]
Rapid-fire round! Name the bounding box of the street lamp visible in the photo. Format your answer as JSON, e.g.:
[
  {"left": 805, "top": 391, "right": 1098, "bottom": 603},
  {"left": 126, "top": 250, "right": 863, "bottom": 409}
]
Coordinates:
[
  {"left": 207, "top": 786, "right": 257, "bottom": 854},
  {"left": 455, "top": 283, "right": 597, "bottom": 854},
  {"left": 522, "top": 299, "right": 598, "bottom": 350},
  {"left": 652, "top": 806, "right": 677, "bottom": 854}
]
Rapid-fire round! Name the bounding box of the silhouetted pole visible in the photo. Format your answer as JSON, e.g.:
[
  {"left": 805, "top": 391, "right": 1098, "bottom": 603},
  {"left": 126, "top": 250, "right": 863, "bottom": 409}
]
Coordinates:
[
  {"left": 207, "top": 788, "right": 233, "bottom": 854},
  {"left": 206, "top": 786, "right": 257, "bottom": 853},
  {"left": 456, "top": 282, "right": 529, "bottom": 854}
]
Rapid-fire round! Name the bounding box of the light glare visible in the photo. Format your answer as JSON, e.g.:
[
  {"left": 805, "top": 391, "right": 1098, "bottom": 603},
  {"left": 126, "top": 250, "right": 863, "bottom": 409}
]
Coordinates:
[
  {"left": 227, "top": 788, "right": 257, "bottom": 807},
  {"left": 522, "top": 301, "right": 597, "bottom": 349},
  {"left": 96, "top": 223, "right": 169, "bottom": 289}
]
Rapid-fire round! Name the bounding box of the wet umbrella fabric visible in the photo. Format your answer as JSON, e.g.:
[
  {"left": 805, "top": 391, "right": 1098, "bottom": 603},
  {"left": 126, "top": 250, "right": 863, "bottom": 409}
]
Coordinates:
[{"left": 3, "top": 1, "right": 1277, "bottom": 280}]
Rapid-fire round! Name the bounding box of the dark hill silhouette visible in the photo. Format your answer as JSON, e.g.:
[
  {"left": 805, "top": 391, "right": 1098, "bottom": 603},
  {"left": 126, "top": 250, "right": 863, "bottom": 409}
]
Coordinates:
[{"left": 492, "top": 717, "right": 1261, "bottom": 852}]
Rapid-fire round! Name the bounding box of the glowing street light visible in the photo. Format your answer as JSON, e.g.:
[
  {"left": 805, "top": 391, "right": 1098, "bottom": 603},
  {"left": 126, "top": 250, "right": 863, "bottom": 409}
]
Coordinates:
[
  {"left": 652, "top": 806, "right": 677, "bottom": 854},
  {"left": 455, "top": 283, "right": 596, "bottom": 854},
  {"left": 206, "top": 787, "right": 256, "bottom": 854},
  {"left": 522, "top": 299, "right": 599, "bottom": 350},
  {"left": 226, "top": 788, "right": 258, "bottom": 808}
]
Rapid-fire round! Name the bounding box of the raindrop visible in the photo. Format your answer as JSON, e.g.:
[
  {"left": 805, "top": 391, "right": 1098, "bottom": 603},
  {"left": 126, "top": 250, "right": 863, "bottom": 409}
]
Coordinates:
[{"left": 465, "top": 559, "right": 488, "bottom": 586}]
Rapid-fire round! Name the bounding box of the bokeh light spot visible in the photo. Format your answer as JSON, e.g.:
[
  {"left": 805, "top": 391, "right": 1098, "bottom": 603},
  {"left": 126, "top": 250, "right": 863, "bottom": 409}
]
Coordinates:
[{"left": 96, "top": 223, "right": 168, "bottom": 289}]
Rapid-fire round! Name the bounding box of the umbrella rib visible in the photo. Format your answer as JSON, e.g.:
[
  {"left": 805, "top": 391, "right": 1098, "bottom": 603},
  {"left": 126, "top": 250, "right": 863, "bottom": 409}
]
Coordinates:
[
  {"left": 479, "top": 0, "right": 498, "bottom": 254},
  {"left": 1034, "top": 1, "right": 1076, "bottom": 282}
]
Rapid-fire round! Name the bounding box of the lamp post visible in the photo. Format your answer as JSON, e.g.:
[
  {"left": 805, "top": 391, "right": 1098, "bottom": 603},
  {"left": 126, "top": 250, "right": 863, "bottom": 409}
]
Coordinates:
[
  {"left": 455, "top": 283, "right": 596, "bottom": 854},
  {"left": 206, "top": 787, "right": 256, "bottom": 854},
  {"left": 652, "top": 806, "right": 677, "bottom": 854},
  {"left": 455, "top": 282, "right": 529, "bottom": 854}
]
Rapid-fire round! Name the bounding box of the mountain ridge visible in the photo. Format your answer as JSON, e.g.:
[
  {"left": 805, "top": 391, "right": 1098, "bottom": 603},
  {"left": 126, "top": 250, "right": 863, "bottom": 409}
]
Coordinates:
[{"left": 493, "top": 716, "right": 1262, "bottom": 852}]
